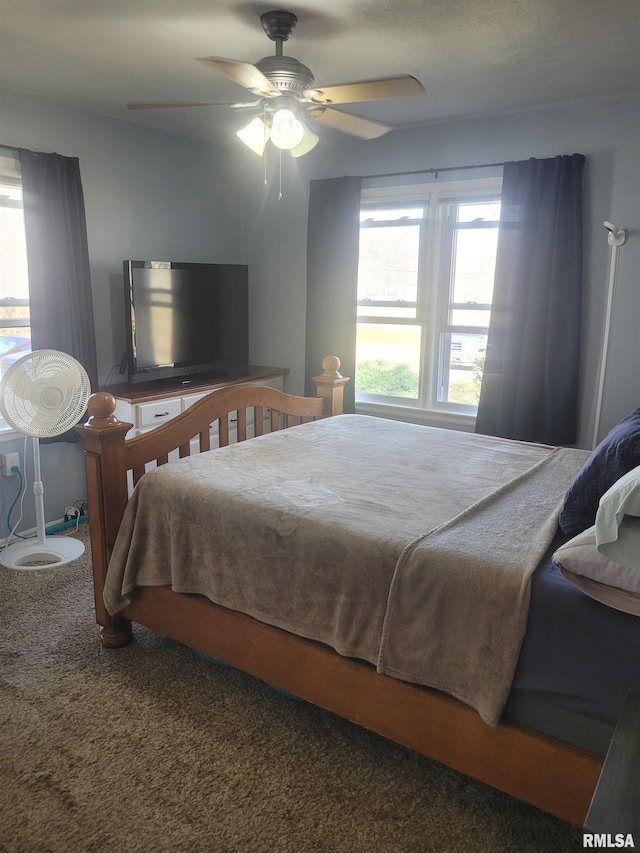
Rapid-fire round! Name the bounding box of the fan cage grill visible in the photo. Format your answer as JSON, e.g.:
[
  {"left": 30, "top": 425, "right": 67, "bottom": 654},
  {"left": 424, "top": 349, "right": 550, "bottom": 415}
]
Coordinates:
[{"left": 0, "top": 350, "right": 91, "bottom": 438}]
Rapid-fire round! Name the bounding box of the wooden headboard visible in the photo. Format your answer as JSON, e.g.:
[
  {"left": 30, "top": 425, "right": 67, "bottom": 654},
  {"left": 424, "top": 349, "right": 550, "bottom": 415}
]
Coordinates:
[{"left": 76, "top": 356, "right": 348, "bottom": 646}]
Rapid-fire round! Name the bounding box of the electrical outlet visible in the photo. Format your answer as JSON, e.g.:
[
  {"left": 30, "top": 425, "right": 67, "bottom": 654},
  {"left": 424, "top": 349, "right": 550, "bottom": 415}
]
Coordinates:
[
  {"left": 1, "top": 452, "right": 20, "bottom": 476},
  {"left": 65, "top": 506, "right": 80, "bottom": 522}
]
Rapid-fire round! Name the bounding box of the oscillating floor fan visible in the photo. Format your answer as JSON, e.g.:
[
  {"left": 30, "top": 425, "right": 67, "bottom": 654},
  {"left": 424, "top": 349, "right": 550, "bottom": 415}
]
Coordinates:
[{"left": 0, "top": 349, "right": 91, "bottom": 570}]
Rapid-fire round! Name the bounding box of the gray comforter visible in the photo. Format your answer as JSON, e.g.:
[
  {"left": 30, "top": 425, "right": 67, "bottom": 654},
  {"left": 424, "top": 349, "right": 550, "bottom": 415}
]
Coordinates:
[{"left": 105, "top": 415, "right": 588, "bottom": 725}]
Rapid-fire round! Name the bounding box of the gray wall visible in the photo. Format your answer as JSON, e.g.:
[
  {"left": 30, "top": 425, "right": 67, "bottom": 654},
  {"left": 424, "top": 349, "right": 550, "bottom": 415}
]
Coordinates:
[
  {"left": 0, "top": 88, "right": 244, "bottom": 532},
  {"left": 1, "top": 87, "right": 638, "bottom": 531},
  {"left": 242, "top": 93, "right": 640, "bottom": 448}
]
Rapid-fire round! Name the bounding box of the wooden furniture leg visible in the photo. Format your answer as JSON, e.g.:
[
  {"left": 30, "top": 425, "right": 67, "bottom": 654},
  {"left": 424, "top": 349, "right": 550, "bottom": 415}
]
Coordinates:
[{"left": 78, "top": 391, "right": 133, "bottom": 647}]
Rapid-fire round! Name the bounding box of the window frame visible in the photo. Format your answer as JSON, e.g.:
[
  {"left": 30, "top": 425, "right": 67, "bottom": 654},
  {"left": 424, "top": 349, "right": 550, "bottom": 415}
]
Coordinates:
[
  {"left": 356, "top": 176, "right": 502, "bottom": 424},
  {"left": 0, "top": 153, "right": 32, "bottom": 438}
]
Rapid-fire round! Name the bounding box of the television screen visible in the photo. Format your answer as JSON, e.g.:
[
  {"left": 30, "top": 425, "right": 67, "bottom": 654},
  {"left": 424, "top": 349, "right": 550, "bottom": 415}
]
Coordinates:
[{"left": 124, "top": 261, "right": 249, "bottom": 383}]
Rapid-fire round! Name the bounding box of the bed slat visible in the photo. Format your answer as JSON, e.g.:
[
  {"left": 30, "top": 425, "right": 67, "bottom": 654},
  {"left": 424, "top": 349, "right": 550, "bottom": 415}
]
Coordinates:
[
  {"left": 199, "top": 429, "right": 210, "bottom": 453},
  {"left": 236, "top": 409, "right": 247, "bottom": 442},
  {"left": 219, "top": 416, "right": 230, "bottom": 447},
  {"left": 254, "top": 407, "right": 264, "bottom": 436}
]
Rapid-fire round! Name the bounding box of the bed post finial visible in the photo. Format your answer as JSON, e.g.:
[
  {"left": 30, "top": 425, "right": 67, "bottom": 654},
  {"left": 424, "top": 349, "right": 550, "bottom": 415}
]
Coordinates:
[
  {"left": 86, "top": 391, "right": 119, "bottom": 426},
  {"left": 320, "top": 355, "right": 342, "bottom": 378},
  {"left": 312, "top": 356, "right": 349, "bottom": 417}
]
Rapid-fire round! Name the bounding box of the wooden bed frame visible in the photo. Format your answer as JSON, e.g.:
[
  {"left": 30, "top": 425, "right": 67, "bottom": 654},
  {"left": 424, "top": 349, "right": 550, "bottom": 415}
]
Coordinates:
[{"left": 77, "top": 356, "right": 602, "bottom": 826}]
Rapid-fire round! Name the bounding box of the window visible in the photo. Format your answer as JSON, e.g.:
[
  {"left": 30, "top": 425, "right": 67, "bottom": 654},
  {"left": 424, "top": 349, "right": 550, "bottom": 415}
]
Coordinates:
[
  {"left": 0, "top": 152, "right": 32, "bottom": 432},
  {"left": 355, "top": 177, "right": 501, "bottom": 420}
]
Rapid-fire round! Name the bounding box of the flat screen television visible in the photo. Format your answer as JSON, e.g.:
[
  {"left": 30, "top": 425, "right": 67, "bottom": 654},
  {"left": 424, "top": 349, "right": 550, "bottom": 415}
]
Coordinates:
[{"left": 123, "top": 260, "right": 249, "bottom": 384}]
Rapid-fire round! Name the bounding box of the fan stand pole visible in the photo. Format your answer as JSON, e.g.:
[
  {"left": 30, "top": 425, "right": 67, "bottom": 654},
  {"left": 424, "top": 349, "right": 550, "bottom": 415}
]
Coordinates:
[
  {"left": 33, "top": 435, "right": 47, "bottom": 546},
  {"left": 0, "top": 437, "right": 85, "bottom": 571}
]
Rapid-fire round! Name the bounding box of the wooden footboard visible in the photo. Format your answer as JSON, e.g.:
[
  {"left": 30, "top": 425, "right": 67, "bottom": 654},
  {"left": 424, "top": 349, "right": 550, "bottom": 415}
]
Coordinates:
[{"left": 76, "top": 355, "right": 602, "bottom": 826}]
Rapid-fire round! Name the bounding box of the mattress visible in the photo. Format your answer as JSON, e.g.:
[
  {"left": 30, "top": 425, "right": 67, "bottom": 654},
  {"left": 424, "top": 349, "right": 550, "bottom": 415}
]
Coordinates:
[{"left": 506, "top": 533, "right": 640, "bottom": 752}]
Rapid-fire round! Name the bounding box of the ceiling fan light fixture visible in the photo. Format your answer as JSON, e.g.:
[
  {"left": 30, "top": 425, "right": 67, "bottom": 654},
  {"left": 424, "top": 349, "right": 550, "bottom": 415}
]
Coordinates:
[
  {"left": 270, "top": 108, "right": 304, "bottom": 150},
  {"left": 290, "top": 123, "right": 319, "bottom": 158},
  {"left": 236, "top": 116, "right": 269, "bottom": 156}
]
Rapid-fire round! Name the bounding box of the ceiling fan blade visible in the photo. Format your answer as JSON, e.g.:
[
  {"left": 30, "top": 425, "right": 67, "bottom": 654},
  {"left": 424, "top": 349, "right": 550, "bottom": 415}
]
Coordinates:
[
  {"left": 127, "top": 99, "right": 261, "bottom": 111},
  {"left": 310, "top": 107, "right": 392, "bottom": 140},
  {"left": 197, "top": 57, "right": 279, "bottom": 97},
  {"left": 127, "top": 101, "right": 230, "bottom": 111},
  {"left": 307, "top": 75, "right": 425, "bottom": 105}
]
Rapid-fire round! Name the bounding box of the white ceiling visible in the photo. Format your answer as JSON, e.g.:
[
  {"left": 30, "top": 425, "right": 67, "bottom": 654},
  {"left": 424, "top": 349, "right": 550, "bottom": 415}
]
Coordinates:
[{"left": 1, "top": 0, "right": 639, "bottom": 144}]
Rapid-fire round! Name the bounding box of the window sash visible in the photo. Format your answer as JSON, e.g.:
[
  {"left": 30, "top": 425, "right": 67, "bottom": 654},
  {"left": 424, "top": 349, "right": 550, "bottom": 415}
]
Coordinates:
[{"left": 355, "top": 179, "right": 501, "bottom": 416}]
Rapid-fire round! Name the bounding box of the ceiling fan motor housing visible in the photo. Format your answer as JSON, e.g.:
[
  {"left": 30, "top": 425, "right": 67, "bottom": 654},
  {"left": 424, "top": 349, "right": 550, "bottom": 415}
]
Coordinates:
[{"left": 255, "top": 55, "right": 314, "bottom": 96}]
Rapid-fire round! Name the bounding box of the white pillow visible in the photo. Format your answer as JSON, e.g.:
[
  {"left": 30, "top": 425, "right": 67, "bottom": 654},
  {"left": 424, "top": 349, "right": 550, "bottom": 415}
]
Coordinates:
[
  {"left": 553, "top": 525, "right": 640, "bottom": 617},
  {"left": 558, "top": 566, "right": 640, "bottom": 617},
  {"left": 596, "top": 464, "right": 640, "bottom": 570}
]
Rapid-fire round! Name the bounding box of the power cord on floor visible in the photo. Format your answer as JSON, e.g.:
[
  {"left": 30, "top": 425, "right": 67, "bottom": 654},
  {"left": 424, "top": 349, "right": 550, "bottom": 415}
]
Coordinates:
[{"left": 5, "top": 465, "right": 29, "bottom": 543}]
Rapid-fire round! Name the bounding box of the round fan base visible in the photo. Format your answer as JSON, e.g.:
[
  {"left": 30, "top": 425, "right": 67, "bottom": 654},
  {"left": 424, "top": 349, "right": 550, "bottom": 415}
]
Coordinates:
[{"left": 0, "top": 536, "right": 84, "bottom": 571}]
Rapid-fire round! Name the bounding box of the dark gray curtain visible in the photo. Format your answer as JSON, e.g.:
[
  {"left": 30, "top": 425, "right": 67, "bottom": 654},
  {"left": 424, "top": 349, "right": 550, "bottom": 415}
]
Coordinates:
[
  {"left": 18, "top": 149, "right": 98, "bottom": 392},
  {"left": 475, "top": 154, "right": 585, "bottom": 445},
  {"left": 305, "top": 176, "right": 362, "bottom": 413}
]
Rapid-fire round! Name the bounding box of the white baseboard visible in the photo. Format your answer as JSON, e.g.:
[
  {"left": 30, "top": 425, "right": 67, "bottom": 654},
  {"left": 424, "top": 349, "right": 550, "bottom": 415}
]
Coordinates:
[{"left": 0, "top": 515, "right": 87, "bottom": 548}]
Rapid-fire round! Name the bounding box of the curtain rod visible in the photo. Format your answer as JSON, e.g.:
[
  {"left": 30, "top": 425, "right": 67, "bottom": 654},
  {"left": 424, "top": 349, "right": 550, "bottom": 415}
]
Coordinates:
[{"left": 363, "top": 161, "right": 504, "bottom": 181}]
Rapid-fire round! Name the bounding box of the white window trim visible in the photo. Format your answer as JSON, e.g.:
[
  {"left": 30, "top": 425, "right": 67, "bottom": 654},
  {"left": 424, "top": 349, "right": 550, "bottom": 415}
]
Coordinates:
[{"left": 0, "top": 151, "right": 31, "bottom": 437}]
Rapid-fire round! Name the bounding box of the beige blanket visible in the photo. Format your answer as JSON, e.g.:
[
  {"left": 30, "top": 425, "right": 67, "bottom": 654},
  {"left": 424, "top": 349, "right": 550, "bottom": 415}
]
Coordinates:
[{"left": 105, "top": 415, "right": 588, "bottom": 725}]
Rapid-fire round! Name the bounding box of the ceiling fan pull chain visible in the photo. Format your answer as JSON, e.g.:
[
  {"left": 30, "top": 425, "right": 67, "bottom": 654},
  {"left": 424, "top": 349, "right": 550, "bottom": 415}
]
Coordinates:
[{"left": 278, "top": 149, "right": 283, "bottom": 201}]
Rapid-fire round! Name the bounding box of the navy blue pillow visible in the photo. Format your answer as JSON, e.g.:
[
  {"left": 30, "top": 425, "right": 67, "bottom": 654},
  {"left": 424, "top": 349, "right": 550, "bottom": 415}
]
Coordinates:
[{"left": 559, "top": 407, "right": 640, "bottom": 537}]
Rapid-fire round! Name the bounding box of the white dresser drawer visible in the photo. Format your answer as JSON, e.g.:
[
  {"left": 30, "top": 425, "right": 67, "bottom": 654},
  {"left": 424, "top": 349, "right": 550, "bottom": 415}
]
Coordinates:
[
  {"left": 181, "top": 392, "right": 208, "bottom": 412},
  {"left": 135, "top": 398, "right": 181, "bottom": 428},
  {"left": 251, "top": 376, "right": 284, "bottom": 392}
]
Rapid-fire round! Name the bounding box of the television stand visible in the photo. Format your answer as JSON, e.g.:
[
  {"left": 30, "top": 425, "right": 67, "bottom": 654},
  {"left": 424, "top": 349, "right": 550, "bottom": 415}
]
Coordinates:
[{"left": 106, "top": 364, "right": 288, "bottom": 442}]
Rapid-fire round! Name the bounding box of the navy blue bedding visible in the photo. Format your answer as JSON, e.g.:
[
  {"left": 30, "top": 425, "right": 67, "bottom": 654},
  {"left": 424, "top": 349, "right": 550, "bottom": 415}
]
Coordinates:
[{"left": 511, "top": 533, "right": 640, "bottom": 727}]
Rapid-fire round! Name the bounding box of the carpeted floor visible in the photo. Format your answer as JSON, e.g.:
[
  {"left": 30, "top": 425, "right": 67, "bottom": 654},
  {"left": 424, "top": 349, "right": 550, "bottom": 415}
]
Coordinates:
[{"left": 1, "top": 524, "right": 584, "bottom": 852}]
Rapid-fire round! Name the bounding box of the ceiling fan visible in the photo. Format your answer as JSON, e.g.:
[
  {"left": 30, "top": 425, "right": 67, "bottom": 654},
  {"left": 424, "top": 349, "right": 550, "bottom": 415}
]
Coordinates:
[{"left": 127, "top": 10, "right": 426, "bottom": 157}]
